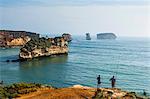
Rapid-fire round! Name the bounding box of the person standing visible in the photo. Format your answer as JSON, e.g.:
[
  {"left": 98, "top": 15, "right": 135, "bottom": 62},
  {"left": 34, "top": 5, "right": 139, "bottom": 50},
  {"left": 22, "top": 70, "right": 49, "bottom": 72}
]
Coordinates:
[
  {"left": 143, "top": 89, "right": 147, "bottom": 96},
  {"left": 97, "top": 75, "right": 101, "bottom": 88},
  {"left": 0, "top": 80, "right": 3, "bottom": 85},
  {"left": 109, "top": 76, "right": 116, "bottom": 88}
]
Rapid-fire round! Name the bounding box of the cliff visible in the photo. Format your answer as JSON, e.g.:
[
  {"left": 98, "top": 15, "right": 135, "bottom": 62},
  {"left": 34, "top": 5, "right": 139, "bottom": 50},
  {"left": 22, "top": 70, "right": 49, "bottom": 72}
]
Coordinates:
[
  {"left": 6, "top": 36, "right": 31, "bottom": 47},
  {"left": 0, "top": 30, "right": 39, "bottom": 47},
  {"left": 0, "top": 83, "right": 148, "bottom": 99},
  {"left": 97, "top": 33, "right": 117, "bottom": 39},
  {"left": 62, "top": 33, "right": 72, "bottom": 42},
  {"left": 19, "top": 37, "right": 68, "bottom": 60}
]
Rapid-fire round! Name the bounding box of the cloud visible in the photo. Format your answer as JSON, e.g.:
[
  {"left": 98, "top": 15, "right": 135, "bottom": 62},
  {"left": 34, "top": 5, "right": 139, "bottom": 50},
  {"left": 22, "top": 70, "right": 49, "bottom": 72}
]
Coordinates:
[{"left": 0, "top": 0, "right": 149, "bottom": 7}]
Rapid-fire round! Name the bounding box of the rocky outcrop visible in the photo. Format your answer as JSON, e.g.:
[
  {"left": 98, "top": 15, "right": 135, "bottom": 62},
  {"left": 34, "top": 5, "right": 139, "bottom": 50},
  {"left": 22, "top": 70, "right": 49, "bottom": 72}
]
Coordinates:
[
  {"left": 86, "top": 33, "right": 91, "bottom": 40},
  {"left": 19, "top": 37, "right": 68, "bottom": 60},
  {"left": 72, "top": 85, "right": 148, "bottom": 99},
  {"left": 0, "top": 82, "right": 44, "bottom": 98},
  {"left": 6, "top": 36, "right": 31, "bottom": 46},
  {"left": 1, "top": 83, "right": 148, "bottom": 99},
  {"left": 0, "top": 30, "right": 39, "bottom": 47},
  {"left": 97, "top": 33, "right": 117, "bottom": 39},
  {"left": 62, "top": 33, "right": 72, "bottom": 42}
]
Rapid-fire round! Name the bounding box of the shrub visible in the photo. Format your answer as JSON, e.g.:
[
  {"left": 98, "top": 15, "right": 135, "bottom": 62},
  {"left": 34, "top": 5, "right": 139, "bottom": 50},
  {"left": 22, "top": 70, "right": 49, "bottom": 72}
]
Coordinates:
[{"left": 0, "top": 82, "right": 43, "bottom": 98}]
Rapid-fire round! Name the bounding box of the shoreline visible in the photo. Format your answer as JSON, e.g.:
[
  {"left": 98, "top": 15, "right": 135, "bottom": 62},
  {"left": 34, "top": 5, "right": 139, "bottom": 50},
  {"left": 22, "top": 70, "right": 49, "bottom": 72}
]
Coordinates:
[
  {"left": 3, "top": 53, "right": 68, "bottom": 62},
  {"left": 0, "top": 83, "right": 149, "bottom": 99}
]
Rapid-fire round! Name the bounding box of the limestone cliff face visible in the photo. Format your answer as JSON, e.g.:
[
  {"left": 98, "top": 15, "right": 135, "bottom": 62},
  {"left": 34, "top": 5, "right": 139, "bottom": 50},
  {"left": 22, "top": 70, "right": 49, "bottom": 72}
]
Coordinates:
[
  {"left": 19, "top": 37, "right": 68, "bottom": 60},
  {"left": 62, "top": 33, "right": 72, "bottom": 42},
  {"left": 0, "top": 30, "right": 39, "bottom": 47},
  {"left": 7, "top": 36, "right": 31, "bottom": 46}
]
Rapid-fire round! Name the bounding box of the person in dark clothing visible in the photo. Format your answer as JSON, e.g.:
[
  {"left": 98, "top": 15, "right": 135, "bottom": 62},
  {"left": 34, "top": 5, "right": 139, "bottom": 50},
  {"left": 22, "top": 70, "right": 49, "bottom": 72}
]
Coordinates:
[
  {"left": 109, "top": 76, "right": 116, "bottom": 88},
  {"left": 8, "top": 96, "right": 12, "bottom": 99},
  {"left": 97, "top": 75, "right": 101, "bottom": 88},
  {"left": 143, "top": 90, "right": 147, "bottom": 96},
  {"left": 0, "top": 80, "right": 3, "bottom": 85}
]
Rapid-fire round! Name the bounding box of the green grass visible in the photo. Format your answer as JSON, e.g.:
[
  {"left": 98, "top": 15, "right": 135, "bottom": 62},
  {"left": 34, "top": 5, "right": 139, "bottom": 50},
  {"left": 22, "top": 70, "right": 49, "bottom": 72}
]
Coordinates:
[{"left": 0, "top": 82, "right": 42, "bottom": 98}]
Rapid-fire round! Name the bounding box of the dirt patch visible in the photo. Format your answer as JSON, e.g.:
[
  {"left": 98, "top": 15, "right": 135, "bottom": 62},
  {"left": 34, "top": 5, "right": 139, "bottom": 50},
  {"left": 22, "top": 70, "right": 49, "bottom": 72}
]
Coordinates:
[{"left": 18, "top": 87, "right": 95, "bottom": 99}]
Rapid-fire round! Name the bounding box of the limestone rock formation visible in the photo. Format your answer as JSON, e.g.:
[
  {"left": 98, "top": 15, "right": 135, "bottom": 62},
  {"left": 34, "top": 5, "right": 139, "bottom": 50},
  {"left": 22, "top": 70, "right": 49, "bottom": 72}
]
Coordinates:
[
  {"left": 62, "top": 33, "right": 72, "bottom": 42},
  {"left": 19, "top": 37, "right": 68, "bottom": 60},
  {"left": 0, "top": 30, "right": 39, "bottom": 47},
  {"left": 97, "top": 33, "right": 117, "bottom": 39},
  {"left": 1, "top": 83, "right": 148, "bottom": 99},
  {"left": 86, "top": 33, "right": 91, "bottom": 40},
  {"left": 6, "top": 36, "right": 31, "bottom": 46}
]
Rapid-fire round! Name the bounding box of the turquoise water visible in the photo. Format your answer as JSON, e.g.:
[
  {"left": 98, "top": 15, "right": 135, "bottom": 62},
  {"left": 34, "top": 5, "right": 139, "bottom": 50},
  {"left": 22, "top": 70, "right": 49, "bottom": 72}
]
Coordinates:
[{"left": 0, "top": 37, "right": 150, "bottom": 94}]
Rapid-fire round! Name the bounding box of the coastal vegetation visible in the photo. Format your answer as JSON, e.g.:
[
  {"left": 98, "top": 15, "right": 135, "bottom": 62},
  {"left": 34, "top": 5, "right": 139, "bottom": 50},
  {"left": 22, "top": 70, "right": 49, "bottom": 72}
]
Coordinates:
[
  {"left": 93, "top": 88, "right": 148, "bottom": 99},
  {"left": 0, "top": 83, "right": 43, "bottom": 98},
  {"left": 0, "top": 30, "right": 39, "bottom": 47},
  {"left": 23, "top": 37, "right": 52, "bottom": 52},
  {"left": 19, "top": 36, "right": 69, "bottom": 60},
  {"left": 0, "top": 30, "right": 72, "bottom": 48},
  {"left": 62, "top": 33, "right": 72, "bottom": 42},
  {"left": 0, "top": 83, "right": 148, "bottom": 99}
]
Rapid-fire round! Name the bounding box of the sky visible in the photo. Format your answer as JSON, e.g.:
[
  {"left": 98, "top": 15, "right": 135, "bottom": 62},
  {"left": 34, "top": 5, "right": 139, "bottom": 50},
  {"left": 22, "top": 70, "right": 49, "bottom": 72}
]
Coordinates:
[{"left": 0, "top": 0, "right": 150, "bottom": 37}]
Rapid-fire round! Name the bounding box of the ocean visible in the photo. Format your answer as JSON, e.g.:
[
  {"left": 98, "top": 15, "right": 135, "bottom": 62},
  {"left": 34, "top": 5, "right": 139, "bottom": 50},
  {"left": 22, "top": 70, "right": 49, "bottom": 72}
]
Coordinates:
[{"left": 0, "top": 36, "right": 150, "bottom": 95}]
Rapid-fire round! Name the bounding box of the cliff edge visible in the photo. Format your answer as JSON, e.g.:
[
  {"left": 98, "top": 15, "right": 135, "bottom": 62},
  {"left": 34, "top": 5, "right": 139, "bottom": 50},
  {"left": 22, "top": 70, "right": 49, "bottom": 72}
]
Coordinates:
[
  {"left": 62, "top": 33, "right": 72, "bottom": 42},
  {"left": 19, "top": 37, "right": 68, "bottom": 60},
  {"left": 0, "top": 83, "right": 148, "bottom": 99},
  {"left": 0, "top": 30, "right": 39, "bottom": 47}
]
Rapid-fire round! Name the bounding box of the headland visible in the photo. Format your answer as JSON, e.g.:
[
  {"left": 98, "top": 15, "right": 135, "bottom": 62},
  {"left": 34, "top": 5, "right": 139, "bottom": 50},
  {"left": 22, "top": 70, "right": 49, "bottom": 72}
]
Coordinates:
[{"left": 0, "top": 83, "right": 148, "bottom": 99}]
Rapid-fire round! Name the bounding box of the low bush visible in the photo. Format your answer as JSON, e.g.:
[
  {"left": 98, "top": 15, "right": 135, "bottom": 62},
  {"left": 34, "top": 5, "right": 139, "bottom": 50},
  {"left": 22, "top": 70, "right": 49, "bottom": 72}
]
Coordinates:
[{"left": 0, "top": 82, "right": 42, "bottom": 98}]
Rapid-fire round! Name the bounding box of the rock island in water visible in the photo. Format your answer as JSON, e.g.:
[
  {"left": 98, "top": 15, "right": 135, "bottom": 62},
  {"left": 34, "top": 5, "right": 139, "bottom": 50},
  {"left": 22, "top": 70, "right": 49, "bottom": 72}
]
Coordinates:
[
  {"left": 97, "top": 33, "right": 117, "bottom": 39},
  {"left": 19, "top": 36, "right": 69, "bottom": 60}
]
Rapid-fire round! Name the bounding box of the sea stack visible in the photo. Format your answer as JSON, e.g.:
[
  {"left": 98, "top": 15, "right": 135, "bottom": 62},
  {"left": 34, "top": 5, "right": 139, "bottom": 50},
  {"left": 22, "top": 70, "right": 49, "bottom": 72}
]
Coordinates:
[
  {"left": 86, "top": 33, "right": 91, "bottom": 40},
  {"left": 97, "top": 33, "right": 117, "bottom": 39},
  {"left": 19, "top": 36, "right": 68, "bottom": 60}
]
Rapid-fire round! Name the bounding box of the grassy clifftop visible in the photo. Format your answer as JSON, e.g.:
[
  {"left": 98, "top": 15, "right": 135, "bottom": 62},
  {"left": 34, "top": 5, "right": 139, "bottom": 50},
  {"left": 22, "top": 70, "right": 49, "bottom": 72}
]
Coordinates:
[
  {"left": 0, "top": 83, "right": 45, "bottom": 98},
  {"left": 19, "top": 37, "right": 68, "bottom": 60},
  {"left": 0, "top": 83, "right": 149, "bottom": 99}
]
